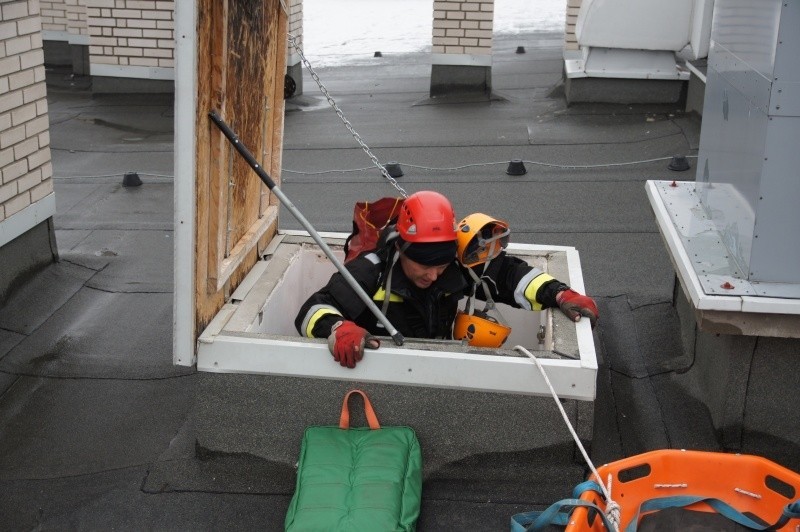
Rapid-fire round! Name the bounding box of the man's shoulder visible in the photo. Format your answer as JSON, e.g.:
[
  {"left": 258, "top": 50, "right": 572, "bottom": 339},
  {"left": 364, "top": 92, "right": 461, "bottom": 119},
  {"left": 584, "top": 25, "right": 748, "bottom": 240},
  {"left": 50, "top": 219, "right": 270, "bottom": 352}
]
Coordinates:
[
  {"left": 437, "top": 261, "right": 469, "bottom": 293},
  {"left": 345, "top": 249, "right": 389, "bottom": 283}
]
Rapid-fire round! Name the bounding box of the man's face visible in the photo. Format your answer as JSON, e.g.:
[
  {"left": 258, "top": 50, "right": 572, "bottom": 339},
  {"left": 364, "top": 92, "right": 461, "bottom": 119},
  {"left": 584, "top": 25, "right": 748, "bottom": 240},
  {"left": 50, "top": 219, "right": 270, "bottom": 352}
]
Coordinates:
[{"left": 399, "top": 253, "right": 449, "bottom": 289}]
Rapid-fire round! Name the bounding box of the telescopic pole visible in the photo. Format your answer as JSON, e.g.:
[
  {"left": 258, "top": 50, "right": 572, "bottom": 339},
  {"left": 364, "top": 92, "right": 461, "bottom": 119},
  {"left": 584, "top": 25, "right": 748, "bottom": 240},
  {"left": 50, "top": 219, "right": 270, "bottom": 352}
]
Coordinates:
[{"left": 209, "top": 111, "right": 404, "bottom": 346}]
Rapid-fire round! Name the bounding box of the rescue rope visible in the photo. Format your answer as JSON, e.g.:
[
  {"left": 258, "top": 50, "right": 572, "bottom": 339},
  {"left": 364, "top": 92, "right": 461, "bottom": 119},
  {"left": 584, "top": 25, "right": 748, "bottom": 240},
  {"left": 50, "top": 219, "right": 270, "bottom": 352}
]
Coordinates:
[
  {"left": 514, "top": 345, "right": 622, "bottom": 531},
  {"left": 287, "top": 34, "right": 409, "bottom": 199}
]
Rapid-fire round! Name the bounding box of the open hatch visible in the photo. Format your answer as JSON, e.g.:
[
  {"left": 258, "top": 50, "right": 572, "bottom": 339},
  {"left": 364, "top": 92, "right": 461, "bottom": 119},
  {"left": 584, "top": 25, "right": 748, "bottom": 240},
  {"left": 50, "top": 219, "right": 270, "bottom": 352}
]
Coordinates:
[
  {"left": 195, "top": 232, "right": 598, "bottom": 401},
  {"left": 173, "top": 0, "right": 598, "bottom": 403}
]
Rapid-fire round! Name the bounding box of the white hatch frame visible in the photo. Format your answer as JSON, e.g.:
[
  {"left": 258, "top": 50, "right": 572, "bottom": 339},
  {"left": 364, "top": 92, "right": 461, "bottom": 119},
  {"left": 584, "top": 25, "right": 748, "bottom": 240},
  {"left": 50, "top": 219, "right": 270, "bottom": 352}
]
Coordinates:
[{"left": 196, "top": 232, "right": 598, "bottom": 401}]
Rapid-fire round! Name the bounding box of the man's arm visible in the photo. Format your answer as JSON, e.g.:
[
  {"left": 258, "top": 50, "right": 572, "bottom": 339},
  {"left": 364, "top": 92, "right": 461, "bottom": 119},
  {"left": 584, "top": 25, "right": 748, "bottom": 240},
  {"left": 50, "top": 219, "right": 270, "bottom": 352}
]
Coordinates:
[
  {"left": 474, "top": 252, "right": 599, "bottom": 327},
  {"left": 294, "top": 253, "right": 383, "bottom": 367},
  {"left": 295, "top": 252, "right": 382, "bottom": 338}
]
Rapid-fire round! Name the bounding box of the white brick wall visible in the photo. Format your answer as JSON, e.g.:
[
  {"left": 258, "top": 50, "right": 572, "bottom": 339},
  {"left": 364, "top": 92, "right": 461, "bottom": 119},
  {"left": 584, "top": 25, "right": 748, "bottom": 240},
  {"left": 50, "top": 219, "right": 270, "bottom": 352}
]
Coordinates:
[
  {"left": 565, "top": 0, "right": 582, "bottom": 51},
  {"left": 432, "top": 1, "right": 493, "bottom": 55},
  {"left": 86, "top": 0, "right": 174, "bottom": 73},
  {"left": 0, "top": 0, "right": 53, "bottom": 223},
  {"left": 67, "top": 0, "right": 89, "bottom": 38},
  {"left": 41, "top": 0, "right": 69, "bottom": 34},
  {"left": 288, "top": 0, "right": 302, "bottom": 49}
]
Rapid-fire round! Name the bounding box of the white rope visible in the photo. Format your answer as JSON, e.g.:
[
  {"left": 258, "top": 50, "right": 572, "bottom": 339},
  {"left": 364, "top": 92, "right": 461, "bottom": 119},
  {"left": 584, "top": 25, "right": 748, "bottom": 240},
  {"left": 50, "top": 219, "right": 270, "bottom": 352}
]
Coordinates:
[
  {"left": 655, "top": 483, "right": 688, "bottom": 489},
  {"left": 514, "top": 345, "right": 621, "bottom": 532},
  {"left": 605, "top": 474, "right": 622, "bottom": 529}
]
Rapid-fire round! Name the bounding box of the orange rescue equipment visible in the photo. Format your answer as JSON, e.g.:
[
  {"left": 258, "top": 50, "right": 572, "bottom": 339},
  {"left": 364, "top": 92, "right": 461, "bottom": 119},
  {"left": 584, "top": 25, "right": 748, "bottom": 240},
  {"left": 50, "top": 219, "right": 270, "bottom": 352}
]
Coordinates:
[
  {"left": 565, "top": 449, "right": 800, "bottom": 531},
  {"left": 453, "top": 213, "right": 512, "bottom": 348},
  {"left": 456, "top": 212, "right": 510, "bottom": 267},
  {"left": 452, "top": 310, "right": 511, "bottom": 348}
]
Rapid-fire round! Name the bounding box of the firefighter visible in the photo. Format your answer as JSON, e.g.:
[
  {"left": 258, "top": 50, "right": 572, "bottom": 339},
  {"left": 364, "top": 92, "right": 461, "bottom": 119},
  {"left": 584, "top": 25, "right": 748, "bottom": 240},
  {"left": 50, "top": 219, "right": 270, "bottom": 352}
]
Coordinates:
[{"left": 295, "top": 190, "right": 598, "bottom": 368}]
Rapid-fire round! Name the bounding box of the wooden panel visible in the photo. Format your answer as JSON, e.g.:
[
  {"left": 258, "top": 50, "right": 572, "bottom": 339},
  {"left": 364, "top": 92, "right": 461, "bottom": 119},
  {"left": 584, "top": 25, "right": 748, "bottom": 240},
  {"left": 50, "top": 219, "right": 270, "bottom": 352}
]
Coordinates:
[{"left": 195, "top": 0, "right": 286, "bottom": 335}]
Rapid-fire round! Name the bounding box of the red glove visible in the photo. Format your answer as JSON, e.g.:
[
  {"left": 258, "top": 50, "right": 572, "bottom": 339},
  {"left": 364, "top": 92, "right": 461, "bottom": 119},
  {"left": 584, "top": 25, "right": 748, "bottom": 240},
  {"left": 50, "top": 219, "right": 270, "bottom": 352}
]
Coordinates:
[
  {"left": 327, "top": 321, "right": 380, "bottom": 368},
  {"left": 556, "top": 289, "right": 599, "bottom": 328}
]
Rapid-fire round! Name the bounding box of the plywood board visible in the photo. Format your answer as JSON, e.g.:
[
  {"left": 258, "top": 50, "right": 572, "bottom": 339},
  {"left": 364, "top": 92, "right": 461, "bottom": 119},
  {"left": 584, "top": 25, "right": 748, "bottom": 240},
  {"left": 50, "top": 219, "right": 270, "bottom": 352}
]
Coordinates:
[{"left": 194, "top": 0, "right": 286, "bottom": 339}]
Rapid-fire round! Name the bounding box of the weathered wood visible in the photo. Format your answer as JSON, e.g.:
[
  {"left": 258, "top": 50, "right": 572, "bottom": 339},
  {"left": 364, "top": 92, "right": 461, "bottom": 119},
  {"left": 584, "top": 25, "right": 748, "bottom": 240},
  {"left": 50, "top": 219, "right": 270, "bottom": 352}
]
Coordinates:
[
  {"left": 195, "top": 0, "right": 215, "bottom": 323},
  {"left": 195, "top": 0, "right": 286, "bottom": 336},
  {"left": 206, "top": 0, "right": 228, "bottom": 295}
]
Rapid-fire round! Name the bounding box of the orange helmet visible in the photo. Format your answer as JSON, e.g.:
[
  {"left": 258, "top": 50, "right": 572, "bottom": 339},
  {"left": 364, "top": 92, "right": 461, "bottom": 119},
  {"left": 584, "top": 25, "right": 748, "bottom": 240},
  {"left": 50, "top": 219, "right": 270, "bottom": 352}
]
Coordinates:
[
  {"left": 452, "top": 310, "right": 511, "bottom": 348},
  {"left": 396, "top": 191, "right": 457, "bottom": 243},
  {"left": 456, "top": 213, "right": 510, "bottom": 267}
]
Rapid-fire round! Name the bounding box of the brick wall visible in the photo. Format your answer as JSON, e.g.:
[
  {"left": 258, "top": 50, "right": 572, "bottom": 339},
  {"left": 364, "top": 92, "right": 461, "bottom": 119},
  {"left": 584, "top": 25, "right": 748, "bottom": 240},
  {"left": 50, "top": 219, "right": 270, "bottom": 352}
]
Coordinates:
[
  {"left": 67, "top": 0, "right": 88, "bottom": 39},
  {"left": 432, "top": 0, "right": 494, "bottom": 57},
  {"left": 40, "top": 0, "right": 69, "bottom": 34},
  {"left": 565, "top": 0, "right": 582, "bottom": 52},
  {"left": 41, "top": 0, "right": 88, "bottom": 43},
  {"left": 0, "top": 0, "right": 54, "bottom": 224},
  {"left": 86, "top": 0, "right": 174, "bottom": 79},
  {"left": 288, "top": 0, "right": 301, "bottom": 53}
]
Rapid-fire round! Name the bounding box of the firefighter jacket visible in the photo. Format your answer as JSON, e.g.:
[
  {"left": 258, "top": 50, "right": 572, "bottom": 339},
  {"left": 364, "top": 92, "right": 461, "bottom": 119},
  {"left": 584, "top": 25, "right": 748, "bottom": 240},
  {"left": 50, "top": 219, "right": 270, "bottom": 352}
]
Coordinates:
[{"left": 295, "top": 242, "right": 568, "bottom": 341}]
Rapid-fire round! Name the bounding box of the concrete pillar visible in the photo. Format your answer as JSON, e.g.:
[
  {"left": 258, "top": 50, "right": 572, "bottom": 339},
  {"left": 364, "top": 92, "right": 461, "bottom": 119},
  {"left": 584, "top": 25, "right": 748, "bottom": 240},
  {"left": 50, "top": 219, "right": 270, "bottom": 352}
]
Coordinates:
[
  {"left": 430, "top": 0, "right": 494, "bottom": 97},
  {"left": 0, "top": 0, "right": 59, "bottom": 300},
  {"left": 286, "top": 0, "right": 302, "bottom": 98}
]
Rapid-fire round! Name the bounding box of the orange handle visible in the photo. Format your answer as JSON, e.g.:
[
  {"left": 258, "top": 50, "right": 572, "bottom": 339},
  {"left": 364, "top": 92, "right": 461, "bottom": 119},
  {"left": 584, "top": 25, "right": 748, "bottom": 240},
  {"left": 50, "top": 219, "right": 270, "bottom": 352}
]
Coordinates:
[{"left": 339, "top": 389, "right": 381, "bottom": 430}]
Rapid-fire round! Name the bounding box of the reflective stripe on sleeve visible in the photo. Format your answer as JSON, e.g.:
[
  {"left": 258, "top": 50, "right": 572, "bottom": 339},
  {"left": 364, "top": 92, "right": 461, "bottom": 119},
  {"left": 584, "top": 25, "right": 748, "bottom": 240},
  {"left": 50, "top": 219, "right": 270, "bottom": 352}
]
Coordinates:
[
  {"left": 513, "top": 269, "right": 555, "bottom": 311},
  {"left": 300, "top": 304, "right": 343, "bottom": 338},
  {"left": 373, "top": 286, "right": 403, "bottom": 303}
]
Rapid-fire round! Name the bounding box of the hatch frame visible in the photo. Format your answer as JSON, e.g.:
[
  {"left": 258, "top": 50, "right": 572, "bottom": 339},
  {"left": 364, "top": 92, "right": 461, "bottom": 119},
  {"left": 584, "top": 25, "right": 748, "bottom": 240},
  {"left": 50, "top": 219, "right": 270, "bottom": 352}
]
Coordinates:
[{"left": 195, "top": 231, "right": 598, "bottom": 401}]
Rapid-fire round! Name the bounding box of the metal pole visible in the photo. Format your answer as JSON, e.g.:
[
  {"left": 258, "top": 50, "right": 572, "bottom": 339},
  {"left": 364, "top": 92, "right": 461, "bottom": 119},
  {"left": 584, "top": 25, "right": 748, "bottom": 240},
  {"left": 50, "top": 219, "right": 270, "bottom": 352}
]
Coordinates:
[{"left": 209, "top": 111, "right": 404, "bottom": 346}]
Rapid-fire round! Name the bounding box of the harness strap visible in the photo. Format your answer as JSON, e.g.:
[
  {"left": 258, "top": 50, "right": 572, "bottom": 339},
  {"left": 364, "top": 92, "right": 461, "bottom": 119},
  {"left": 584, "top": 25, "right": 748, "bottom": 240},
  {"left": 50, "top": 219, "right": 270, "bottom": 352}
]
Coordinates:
[
  {"left": 573, "top": 481, "right": 800, "bottom": 531},
  {"left": 465, "top": 261, "right": 510, "bottom": 326},
  {"left": 510, "top": 499, "right": 614, "bottom": 532},
  {"left": 381, "top": 246, "right": 402, "bottom": 315},
  {"left": 625, "top": 496, "right": 800, "bottom": 532}
]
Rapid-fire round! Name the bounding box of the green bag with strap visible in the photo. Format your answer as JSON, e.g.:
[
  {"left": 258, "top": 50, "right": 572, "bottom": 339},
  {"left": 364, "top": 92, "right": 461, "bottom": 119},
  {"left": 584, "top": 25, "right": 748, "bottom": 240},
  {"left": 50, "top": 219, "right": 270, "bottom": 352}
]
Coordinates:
[{"left": 285, "top": 389, "right": 423, "bottom": 531}]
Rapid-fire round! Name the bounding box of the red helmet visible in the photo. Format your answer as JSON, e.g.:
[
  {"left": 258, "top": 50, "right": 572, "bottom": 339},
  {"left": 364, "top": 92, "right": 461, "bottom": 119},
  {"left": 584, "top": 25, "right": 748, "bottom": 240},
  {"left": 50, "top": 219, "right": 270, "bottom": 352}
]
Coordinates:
[{"left": 396, "top": 191, "right": 457, "bottom": 243}]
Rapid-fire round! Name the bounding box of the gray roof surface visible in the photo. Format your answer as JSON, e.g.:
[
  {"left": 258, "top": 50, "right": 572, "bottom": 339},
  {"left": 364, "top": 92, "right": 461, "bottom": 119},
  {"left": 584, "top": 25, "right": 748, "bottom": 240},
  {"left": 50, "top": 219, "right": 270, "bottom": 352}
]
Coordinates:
[{"left": 1, "top": 32, "right": 798, "bottom": 530}]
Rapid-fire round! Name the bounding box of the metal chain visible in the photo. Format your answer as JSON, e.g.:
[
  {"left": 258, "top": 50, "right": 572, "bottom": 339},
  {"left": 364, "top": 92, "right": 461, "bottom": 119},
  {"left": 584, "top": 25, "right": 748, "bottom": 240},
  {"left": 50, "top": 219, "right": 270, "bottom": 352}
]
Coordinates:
[{"left": 287, "top": 33, "right": 408, "bottom": 198}]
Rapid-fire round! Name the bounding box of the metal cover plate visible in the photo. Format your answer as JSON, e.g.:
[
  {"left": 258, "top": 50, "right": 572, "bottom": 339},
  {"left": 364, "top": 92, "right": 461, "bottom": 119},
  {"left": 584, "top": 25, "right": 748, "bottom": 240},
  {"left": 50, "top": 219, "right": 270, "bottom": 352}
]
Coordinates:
[{"left": 647, "top": 180, "right": 800, "bottom": 305}]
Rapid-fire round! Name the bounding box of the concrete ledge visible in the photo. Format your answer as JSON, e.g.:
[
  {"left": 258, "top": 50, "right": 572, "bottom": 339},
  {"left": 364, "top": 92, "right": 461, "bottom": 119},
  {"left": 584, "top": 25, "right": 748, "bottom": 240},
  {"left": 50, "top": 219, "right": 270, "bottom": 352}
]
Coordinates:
[
  {"left": 672, "top": 276, "right": 800, "bottom": 459},
  {"left": 92, "top": 76, "right": 174, "bottom": 95},
  {"left": 195, "top": 373, "right": 593, "bottom": 477},
  {"left": 0, "top": 219, "right": 58, "bottom": 306},
  {"left": 430, "top": 64, "right": 491, "bottom": 98},
  {"left": 565, "top": 77, "right": 686, "bottom": 105}
]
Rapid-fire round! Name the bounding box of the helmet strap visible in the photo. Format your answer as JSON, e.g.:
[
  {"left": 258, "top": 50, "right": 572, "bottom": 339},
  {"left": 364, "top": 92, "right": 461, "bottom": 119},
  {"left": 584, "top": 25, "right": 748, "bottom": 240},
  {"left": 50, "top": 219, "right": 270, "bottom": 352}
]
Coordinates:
[{"left": 475, "top": 226, "right": 510, "bottom": 264}]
